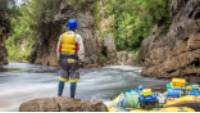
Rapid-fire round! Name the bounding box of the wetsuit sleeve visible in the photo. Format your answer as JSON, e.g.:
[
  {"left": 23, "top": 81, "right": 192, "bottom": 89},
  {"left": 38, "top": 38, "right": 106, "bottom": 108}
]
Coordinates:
[
  {"left": 56, "top": 35, "right": 62, "bottom": 59},
  {"left": 76, "top": 34, "right": 85, "bottom": 61}
]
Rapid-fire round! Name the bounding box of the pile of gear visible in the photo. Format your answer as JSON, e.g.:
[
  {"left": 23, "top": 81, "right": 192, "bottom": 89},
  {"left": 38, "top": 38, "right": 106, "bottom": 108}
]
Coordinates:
[
  {"left": 108, "top": 78, "right": 200, "bottom": 112},
  {"left": 166, "top": 78, "right": 200, "bottom": 97}
]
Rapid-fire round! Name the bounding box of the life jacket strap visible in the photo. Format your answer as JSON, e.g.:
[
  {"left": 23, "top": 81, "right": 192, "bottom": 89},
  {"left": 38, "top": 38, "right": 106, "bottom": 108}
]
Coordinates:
[{"left": 60, "top": 54, "right": 78, "bottom": 60}]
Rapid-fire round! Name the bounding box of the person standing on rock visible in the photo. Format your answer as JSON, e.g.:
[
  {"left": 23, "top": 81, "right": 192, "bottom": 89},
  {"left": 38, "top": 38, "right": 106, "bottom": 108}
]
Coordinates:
[{"left": 56, "top": 18, "right": 85, "bottom": 98}]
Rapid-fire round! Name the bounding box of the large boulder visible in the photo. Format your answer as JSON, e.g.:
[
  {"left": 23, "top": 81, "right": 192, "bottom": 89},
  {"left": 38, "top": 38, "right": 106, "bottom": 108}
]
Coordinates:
[
  {"left": 139, "top": 0, "right": 200, "bottom": 81},
  {"left": 19, "top": 97, "right": 108, "bottom": 112}
]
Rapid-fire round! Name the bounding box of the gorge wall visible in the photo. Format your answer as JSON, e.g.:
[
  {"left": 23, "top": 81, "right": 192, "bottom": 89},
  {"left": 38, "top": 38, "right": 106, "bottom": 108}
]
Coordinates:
[
  {"left": 0, "top": 11, "right": 9, "bottom": 66},
  {"left": 29, "top": 0, "right": 101, "bottom": 66},
  {"left": 28, "top": 0, "right": 134, "bottom": 66},
  {"left": 139, "top": 0, "right": 200, "bottom": 81}
]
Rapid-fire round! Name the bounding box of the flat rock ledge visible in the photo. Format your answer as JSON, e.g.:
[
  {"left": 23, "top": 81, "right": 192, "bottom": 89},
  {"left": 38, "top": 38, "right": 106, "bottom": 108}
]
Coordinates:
[{"left": 19, "top": 97, "right": 108, "bottom": 112}]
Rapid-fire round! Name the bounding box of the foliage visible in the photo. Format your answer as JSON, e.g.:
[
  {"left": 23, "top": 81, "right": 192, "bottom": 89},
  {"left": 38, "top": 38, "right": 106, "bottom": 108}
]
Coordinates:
[
  {"left": 95, "top": 0, "right": 169, "bottom": 50},
  {"left": 0, "top": 0, "right": 17, "bottom": 28},
  {"left": 6, "top": 0, "right": 96, "bottom": 61},
  {"left": 6, "top": 0, "right": 170, "bottom": 61},
  {"left": 0, "top": 0, "right": 15, "bottom": 12},
  {"left": 6, "top": 0, "right": 62, "bottom": 61},
  {"left": 6, "top": 2, "right": 31, "bottom": 61}
]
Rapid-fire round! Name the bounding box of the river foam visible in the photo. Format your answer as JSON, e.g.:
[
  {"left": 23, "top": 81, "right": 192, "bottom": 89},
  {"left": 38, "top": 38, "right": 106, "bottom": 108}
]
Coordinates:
[{"left": 0, "top": 63, "right": 166, "bottom": 111}]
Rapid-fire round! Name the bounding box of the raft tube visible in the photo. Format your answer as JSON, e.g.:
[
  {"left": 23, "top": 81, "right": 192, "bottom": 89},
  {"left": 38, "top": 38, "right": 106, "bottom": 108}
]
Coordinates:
[
  {"left": 131, "top": 107, "right": 195, "bottom": 112},
  {"left": 164, "top": 96, "right": 200, "bottom": 111}
]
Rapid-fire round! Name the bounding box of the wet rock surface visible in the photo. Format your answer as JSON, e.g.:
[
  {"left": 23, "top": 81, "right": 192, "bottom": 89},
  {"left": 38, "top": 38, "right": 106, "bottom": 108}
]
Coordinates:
[
  {"left": 117, "top": 51, "right": 135, "bottom": 65},
  {"left": 139, "top": 0, "right": 200, "bottom": 81},
  {"left": 19, "top": 97, "right": 108, "bottom": 112}
]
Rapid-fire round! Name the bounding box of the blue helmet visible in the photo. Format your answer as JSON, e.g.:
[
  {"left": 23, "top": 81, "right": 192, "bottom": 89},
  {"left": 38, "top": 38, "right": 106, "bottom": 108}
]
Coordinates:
[{"left": 67, "top": 18, "right": 78, "bottom": 30}]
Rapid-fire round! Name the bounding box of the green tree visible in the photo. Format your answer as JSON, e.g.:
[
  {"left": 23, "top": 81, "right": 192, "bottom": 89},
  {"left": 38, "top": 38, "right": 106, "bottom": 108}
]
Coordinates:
[
  {"left": 6, "top": 0, "right": 63, "bottom": 61},
  {"left": 7, "top": 0, "right": 169, "bottom": 61},
  {"left": 96, "top": 0, "right": 169, "bottom": 50},
  {"left": 6, "top": 0, "right": 96, "bottom": 61}
]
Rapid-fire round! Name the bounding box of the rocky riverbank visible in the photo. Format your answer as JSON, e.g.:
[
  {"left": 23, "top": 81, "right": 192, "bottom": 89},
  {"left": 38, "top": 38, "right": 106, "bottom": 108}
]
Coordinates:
[
  {"left": 139, "top": 0, "right": 200, "bottom": 81},
  {"left": 19, "top": 97, "right": 108, "bottom": 112}
]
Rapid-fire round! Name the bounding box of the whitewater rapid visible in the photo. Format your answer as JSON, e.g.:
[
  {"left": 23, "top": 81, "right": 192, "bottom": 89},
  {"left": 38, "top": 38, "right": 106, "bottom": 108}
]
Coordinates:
[{"left": 0, "top": 63, "right": 167, "bottom": 111}]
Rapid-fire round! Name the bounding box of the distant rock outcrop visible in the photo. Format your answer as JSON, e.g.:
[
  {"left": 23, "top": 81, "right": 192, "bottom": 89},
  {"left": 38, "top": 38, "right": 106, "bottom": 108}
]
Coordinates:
[
  {"left": 139, "top": 0, "right": 200, "bottom": 81},
  {"left": 19, "top": 97, "right": 108, "bottom": 112}
]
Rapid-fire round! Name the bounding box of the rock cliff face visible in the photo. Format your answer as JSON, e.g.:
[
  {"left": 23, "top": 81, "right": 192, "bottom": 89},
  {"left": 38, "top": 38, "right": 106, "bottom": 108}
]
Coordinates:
[
  {"left": 29, "top": 1, "right": 100, "bottom": 66},
  {"left": 0, "top": 12, "right": 9, "bottom": 66},
  {"left": 139, "top": 0, "right": 200, "bottom": 80},
  {"left": 19, "top": 97, "right": 108, "bottom": 112}
]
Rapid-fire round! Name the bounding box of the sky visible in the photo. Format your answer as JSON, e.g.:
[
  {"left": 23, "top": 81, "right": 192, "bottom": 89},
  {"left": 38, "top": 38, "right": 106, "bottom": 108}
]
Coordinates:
[{"left": 15, "top": 0, "right": 24, "bottom": 6}]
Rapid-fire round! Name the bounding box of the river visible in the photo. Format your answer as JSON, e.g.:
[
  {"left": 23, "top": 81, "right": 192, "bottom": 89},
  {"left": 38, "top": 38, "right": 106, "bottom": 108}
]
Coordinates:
[{"left": 0, "top": 63, "right": 167, "bottom": 111}]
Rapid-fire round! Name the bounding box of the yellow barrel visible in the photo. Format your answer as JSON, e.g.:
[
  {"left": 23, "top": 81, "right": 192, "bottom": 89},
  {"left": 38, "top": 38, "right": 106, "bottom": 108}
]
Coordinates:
[
  {"left": 142, "top": 89, "right": 152, "bottom": 97},
  {"left": 171, "top": 78, "right": 186, "bottom": 87}
]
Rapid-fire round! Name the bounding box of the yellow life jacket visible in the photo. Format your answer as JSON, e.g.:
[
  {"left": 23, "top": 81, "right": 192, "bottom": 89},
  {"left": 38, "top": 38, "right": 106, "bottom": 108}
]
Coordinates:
[{"left": 60, "top": 31, "right": 76, "bottom": 54}]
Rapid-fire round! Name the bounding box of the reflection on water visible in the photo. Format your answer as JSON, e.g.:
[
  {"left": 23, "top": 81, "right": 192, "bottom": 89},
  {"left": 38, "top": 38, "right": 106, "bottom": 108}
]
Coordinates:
[{"left": 0, "top": 63, "right": 167, "bottom": 111}]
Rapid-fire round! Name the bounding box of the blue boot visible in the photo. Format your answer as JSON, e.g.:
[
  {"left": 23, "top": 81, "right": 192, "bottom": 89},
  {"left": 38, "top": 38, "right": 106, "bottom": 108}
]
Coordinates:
[
  {"left": 70, "top": 82, "right": 77, "bottom": 98},
  {"left": 58, "top": 81, "right": 65, "bottom": 96}
]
